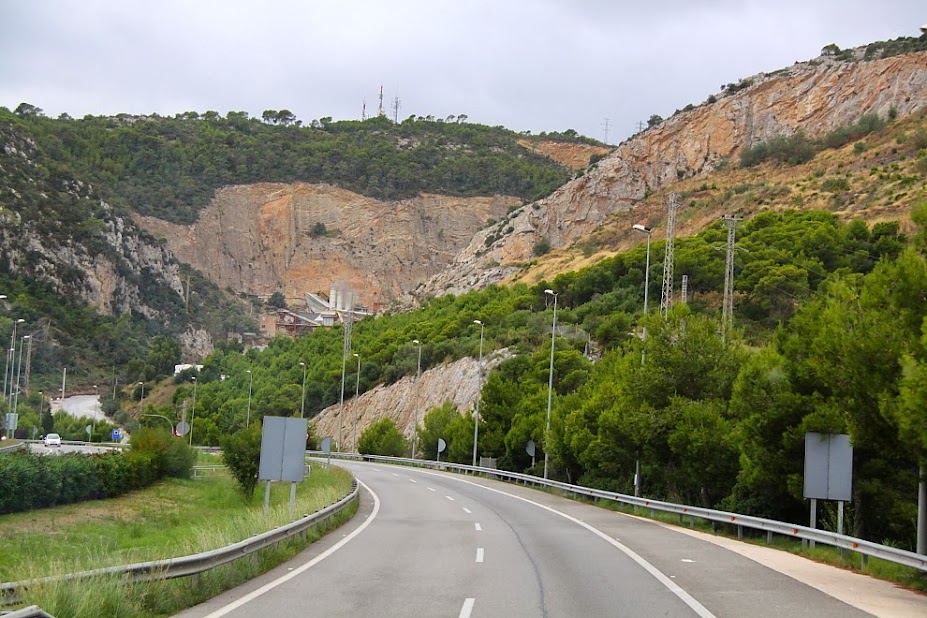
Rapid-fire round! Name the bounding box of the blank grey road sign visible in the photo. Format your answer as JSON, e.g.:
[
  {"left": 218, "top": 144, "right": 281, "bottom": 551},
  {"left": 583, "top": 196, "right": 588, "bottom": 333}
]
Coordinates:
[
  {"left": 803, "top": 432, "right": 853, "bottom": 501},
  {"left": 259, "top": 416, "right": 308, "bottom": 483}
]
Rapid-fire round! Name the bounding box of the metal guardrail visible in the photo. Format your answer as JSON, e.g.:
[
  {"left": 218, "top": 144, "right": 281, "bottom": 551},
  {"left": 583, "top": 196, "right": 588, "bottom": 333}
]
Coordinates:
[
  {"left": 1, "top": 481, "right": 358, "bottom": 598},
  {"left": 310, "top": 450, "right": 927, "bottom": 573},
  {"left": 0, "top": 441, "right": 26, "bottom": 454},
  {"left": 0, "top": 605, "right": 55, "bottom": 617}
]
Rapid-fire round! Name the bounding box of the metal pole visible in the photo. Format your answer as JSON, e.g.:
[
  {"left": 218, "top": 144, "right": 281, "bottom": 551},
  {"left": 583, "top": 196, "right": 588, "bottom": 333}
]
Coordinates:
[
  {"left": 412, "top": 340, "right": 422, "bottom": 459},
  {"left": 472, "top": 320, "right": 484, "bottom": 467},
  {"left": 917, "top": 464, "right": 926, "bottom": 555},
  {"left": 61, "top": 367, "right": 67, "bottom": 407},
  {"left": 353, "top": 353, "right": 360, "bottom": 452},
  {"left": 12, "top": 336, "right": 28, "bottom": 414},
  {"left": 6, "top": 319, "right": 23, "bottom": 412},
  {"left": 632, "top": 225, "right": 652, "bottom": 365},
  {"left": 137, "top": 382, "right": 145, "bottom": 416},
  {"left": 543, "top": 290, "right": 557, "bottom": 480},
  {"left": 189, "top": 377, "right": 197, "bottom": 446},
  {"left": 142, "top": 413, "right": 174, "bottom": 433},
  {"left": 299, "top": 362, "right": 307, "bottom": 418},
  {"left": 808, "top": 498, "right": 817, "bottom": 549},
  {"left": 338, "top": 335, "right": 348, "bottom": 452},
  {"left": 2, "top": 347, "right": 10, "bottom": 407},
  {"left": 246, "top": 370, "right": 253, "bottom": 427},
  {"left": 634, "top": 458, "right": 641, "bottom": 497}
]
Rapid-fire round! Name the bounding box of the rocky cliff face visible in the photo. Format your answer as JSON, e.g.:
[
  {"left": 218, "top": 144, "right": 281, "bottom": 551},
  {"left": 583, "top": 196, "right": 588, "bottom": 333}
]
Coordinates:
[
  {"left": 136, "top": 184, "right": 520, "bottom": 308},
  {"left": 0, "top": 124, "right": 203, "bottom": 339},
  {"left": 418, "top": 51, "right": 927, "bottom": 297},
  {"left": 310, "top": 351, "right": 506, "bottom": 451}
]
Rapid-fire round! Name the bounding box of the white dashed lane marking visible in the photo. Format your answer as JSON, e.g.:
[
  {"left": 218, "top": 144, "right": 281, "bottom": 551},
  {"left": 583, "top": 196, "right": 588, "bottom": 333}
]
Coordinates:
[
  {"left": 475, "top": 548, "right": 484, "bottom": 563},
  {"left": 475, "top": 523, "right": 482, "bottom": 531},
  {"left": 463, "top": 507, "right": 472, "bottom": 514},
  {"left": 459, "top": 598, "right": 475, "bottom": 618}
]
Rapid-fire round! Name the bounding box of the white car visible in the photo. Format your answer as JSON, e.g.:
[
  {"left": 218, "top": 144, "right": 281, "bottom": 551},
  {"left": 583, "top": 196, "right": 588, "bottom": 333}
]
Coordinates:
[{"left": 43, "top": 433, "right": 62, "bottom": 447}]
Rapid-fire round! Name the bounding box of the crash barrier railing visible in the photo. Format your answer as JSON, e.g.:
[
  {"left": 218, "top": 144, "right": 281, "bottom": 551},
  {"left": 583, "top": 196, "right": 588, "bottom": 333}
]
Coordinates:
[
  {"left": 191, "top": 465, "right": 228, "bottom": 479},
  {"left": 310, "top": 450, "right": 927, "bottom": 573},
  {"left": 0, "top": 442, "right": 26, "bottom": 454},
  {"left": 0, "top": 605, "right": 55, "bottom": 617},
  {"left": 0, "top": 481, "right": 359, "bottom": 601}
]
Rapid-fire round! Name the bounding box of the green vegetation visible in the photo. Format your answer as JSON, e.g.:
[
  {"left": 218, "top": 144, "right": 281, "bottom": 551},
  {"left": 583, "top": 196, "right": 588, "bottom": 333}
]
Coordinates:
[
  {"left": 0, "top": 429, "right": 193, "bottom": 514},
  {"left": 358, "top": 418, "right": 409, "bottom": 457},
  {"left": 220, "top": 425, "right": 262, "bottom": 501},
  {"left": 0, "top": 463, "right": 354, "bottom": 616},
  {"left": 741, "top": 113, "right": 889, "bottom": 169},
  {"left": 3, "top": 107, "right": 573, "bottom": 225}
]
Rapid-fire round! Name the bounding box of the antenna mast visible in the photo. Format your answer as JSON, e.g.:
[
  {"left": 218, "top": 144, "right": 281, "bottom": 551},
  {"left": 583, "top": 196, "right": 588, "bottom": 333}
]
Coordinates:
[
  {"left": 602, "top": 117, "right": 610, "bottom": 145},
  {"left": 362, "top": 97, "right": 367, "bottom": 121},
  {"left": 377, "top": 85, "right": 385, "bottom": 117},
  {"left": 660, "top": 193, "right": 678, "bottom": 318},
  {"left": 392, "top": 96, "right": 401, "bottom": 123}
]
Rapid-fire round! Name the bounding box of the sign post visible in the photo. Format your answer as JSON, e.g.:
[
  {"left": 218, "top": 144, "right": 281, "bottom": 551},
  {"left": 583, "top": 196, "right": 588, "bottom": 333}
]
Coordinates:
[{"left": 804, "top": 433, "right": 853, "bottom": 549}]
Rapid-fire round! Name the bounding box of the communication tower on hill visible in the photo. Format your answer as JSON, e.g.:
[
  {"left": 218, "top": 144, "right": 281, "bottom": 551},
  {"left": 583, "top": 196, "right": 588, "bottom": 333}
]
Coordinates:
[
  {"left": 392, "top": 96, "right": 401, "bottom": 123},
  {"left": 378, "top": 85, "right": 385, "bottom": 117},
  {"left": 362, "top": 97, "right": 367, "bottom": 121}
]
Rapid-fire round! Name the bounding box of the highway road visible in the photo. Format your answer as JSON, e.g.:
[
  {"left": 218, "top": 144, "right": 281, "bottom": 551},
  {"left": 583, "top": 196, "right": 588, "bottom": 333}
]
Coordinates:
[
  {"left": 28, "top": 442, "right": 116, "bottom": 455},
  {"left": 175, "top": 460, "right": 927, "bottom": 618}
]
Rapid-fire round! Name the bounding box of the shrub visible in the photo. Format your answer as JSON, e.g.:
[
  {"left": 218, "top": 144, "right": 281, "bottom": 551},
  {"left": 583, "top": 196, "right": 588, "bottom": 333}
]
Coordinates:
[
  {"left": 358, "top": 418, "right": 409, "bottom": 457},
  {"left": 821, "top": 177, "right": 850, "bottom": 192},
  {"left": 533, "top": 237, "right": 551, "bottom": 256},
  {"left": 740, "top": 132, "right": 815, "bottom": 167},
  {"left": 130, "top": 427, "right": 195, "bottom": 479},
  {"left": 221, "top": 426, "right": 262, "bottom": 502}
]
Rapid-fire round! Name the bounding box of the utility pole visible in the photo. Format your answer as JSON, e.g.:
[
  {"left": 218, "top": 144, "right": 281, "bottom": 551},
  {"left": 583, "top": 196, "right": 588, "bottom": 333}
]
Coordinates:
[
  {"left": 23, "top": 334, "right": 33, "bottom": 396},
  {"left": 636, "top": 120, "right": 646, "bottom": 133},
  {"left": 721, "top": 215, "right": 743, "bottom": 343},
  {"left": 601, "top": 117, "right": 610, "bottom": 145},
  {"left": 660, "top": 193, "right": 678, "bottom": 319}
]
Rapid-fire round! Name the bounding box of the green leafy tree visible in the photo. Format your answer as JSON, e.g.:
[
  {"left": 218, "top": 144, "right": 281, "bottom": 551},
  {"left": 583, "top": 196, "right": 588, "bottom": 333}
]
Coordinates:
[
  {"left": 358, "top": 418, "right": 409, "bottom": 457},
  {"left": 416, "top": 401, "right": 460, "bottom": 460},
  {"left": 221, "top": 426, "right": 262, "bottom": 502}
]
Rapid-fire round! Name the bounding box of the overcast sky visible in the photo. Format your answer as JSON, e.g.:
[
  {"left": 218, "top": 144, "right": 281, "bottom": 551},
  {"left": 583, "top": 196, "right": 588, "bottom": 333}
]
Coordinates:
[{"left": 1, "top": 1, "right": 924, "bottom": 143}]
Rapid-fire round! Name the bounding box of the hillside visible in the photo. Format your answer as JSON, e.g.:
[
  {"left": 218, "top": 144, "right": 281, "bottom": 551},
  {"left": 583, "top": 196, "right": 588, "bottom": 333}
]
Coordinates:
[{"left": 418, "top": 47, "right": 927, "bottom": 297}]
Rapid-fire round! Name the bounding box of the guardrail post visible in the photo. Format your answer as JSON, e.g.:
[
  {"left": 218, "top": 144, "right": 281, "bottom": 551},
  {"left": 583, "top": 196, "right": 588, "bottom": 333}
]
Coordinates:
[
  {"left": 737, "top": 525, "right": 743, "bottom": 540},
  {"left": 860, "top": 554, "right": 868, "bottom": 570},
  {"left": 767, "top": 531, "right": 773, "bottom": 544},
  {"left": 191, "top": 573, "right": 200, "bottom": 589}
]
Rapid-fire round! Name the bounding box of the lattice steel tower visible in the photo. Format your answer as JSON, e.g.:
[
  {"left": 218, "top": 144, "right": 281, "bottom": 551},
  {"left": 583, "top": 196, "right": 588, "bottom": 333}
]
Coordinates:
[{"left": 660, "top": 193, "right": 678, "bottom": 318}]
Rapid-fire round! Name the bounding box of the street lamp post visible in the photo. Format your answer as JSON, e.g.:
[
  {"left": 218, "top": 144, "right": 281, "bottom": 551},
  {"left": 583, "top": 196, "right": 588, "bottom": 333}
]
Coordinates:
[
  {"left": 137, "top": 382, "right": 145, "bottom": 416},
  {"left": 298, "top": 362, "right": 307, "bottom": 418},
  {"left": 12, "top": 335, "right": 29, "bottom": 415},
  {"left": 472, "top": 320, "right": 484, "bottom": 467},
  {"left": 142, "top": 413, "right": 174, "bottom": 433},
  {"left": 633, "top": 224, "right": 653, "bottom": 364},
  {"left": 543, "top": 290, "right": 557, "bottom": 480},
  {"left": 353, "top": 353, "right": 360, "bottom": 452},
  {"left": 189, "top": 377, "right": 197, "bottom": 447},
  {"left": 246, "top": 369, "right": 253, "bottom": 427},
  {"left": 338, "top": 343, "right": 348, "bottom": 452},
  {"left": 5, "top": 318, "right": 24, "bottom": 412},
  {"left": 412, "top": 339, "right": 422, "bottom": 459}
]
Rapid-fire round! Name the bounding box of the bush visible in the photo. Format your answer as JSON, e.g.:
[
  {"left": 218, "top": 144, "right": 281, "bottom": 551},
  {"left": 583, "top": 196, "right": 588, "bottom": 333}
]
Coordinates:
[
  {"left": 130, "top": 427, "right": 195, "bottom": 479},
  {"left": 0, "top": 448, "right": 168, "bottom": 514},
  {"left": 221, "top": 426, "right": 262, "bottom": 502},
  {"left": 533, "top": 237, "right": 551, "bottom": 256},
  {"left": 358, "top": 418, "right": 409, "bottom": 457},
  {"left": 741, "top": 132, "right": 815, "bottom": 167}
]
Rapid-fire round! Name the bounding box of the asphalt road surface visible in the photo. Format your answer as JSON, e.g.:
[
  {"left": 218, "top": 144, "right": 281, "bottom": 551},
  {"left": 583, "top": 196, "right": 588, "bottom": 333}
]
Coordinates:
[{"left": 175, "top": 460, "right": 927, "bottom": 618}]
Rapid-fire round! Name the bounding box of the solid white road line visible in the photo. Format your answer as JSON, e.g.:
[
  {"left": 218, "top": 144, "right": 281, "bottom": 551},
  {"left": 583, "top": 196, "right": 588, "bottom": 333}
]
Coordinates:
[
  {"left": 417, "top": 469, "right": 717, "bottom": 618},
  {"left": 463, "top": 507, "right": 472, "bottom": 514},
  {"left": 476, "top": 548, "right": 484, "bottom": 563},
  {"left": 459, "top": 597, "right": 476, "bottom": 618},
  {"left": 202, "top": 479, "right": 381, "bottom": 618},
  {"left": 475, "top": 523, "right": 482, "bottom": 531}
]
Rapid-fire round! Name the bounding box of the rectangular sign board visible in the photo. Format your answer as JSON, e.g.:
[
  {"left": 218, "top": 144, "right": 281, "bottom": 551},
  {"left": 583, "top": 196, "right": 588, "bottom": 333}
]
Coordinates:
[
  {"left": 803, "top": 432, "right": 853, "bottom": 501},
  {"left": 259, "top": 416, "right": 308, "bottom": 482}
]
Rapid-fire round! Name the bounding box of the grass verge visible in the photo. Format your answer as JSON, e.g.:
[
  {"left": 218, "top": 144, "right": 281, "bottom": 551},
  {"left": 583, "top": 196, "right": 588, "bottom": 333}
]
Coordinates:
[{"left": 1, "top": 462, "right": 355, "bottom": 617}]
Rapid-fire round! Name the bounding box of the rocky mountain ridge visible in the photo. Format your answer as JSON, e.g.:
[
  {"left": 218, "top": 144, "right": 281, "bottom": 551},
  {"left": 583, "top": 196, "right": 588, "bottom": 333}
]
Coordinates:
[
  {"left": 417, "top": 50, "right": 927, "bottom": 297},
  {"left": 136, "top": 184, "right": 522, "bottom": 308}
]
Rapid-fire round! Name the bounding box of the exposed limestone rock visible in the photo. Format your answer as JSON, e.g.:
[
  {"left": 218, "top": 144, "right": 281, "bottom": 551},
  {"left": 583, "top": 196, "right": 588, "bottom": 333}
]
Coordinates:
[
  {"left": 418, "top": 52, "right": 927, "bottom": 298},
  {"left": 136, "top": 184, "right": 520, "bottom": 309},
  {"left": 310, "top": 351, "right": 507, "bottom": 452},
  {"left": 517, "top": 139, "right": 612, "bottom": 170}
]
